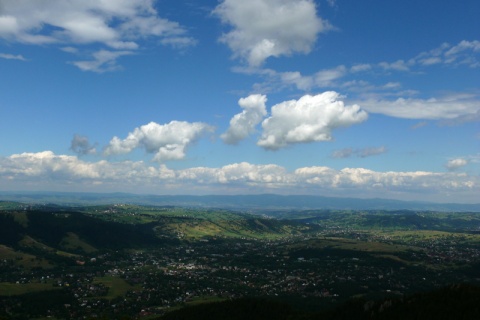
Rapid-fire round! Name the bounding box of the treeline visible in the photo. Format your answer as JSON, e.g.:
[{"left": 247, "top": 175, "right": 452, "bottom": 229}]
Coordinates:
[
  {"left": 0, "top": 214, "right": 24, "bottom": 246},
  {"left": 159, "top": 284, "right": 480, "bottom": 320}
]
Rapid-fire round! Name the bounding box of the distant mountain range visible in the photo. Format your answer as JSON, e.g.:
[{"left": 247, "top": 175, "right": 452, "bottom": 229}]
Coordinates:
[{"left": 1, "top": 191, "right": 479, "bottom": 212}]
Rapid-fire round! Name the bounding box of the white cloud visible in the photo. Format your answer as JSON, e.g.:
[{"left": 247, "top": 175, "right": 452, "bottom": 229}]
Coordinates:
[
  {"left": 0, "top": 151, "right": 175, "bottom": 187},
  {"left": 278, "top": 66, "right": 348, "bottom": 91},
  {"left": 104, "top": 121, "right": 214, "bottom": 162},
  {"left": 294, "top": 167, "right": 476, "bottom": 196},
  {"left": 177, "top": 162, "right": 290, "bottom": 186},
  {"left": 445, "top": 158, "right": 468, "bottom": 171},
  {"left": 221, "top": 94, "right": 268, "bottom": 144},
  {"left": 72, "top": 50, "right": 134, "bottom": 73},
  {"left": 382, "top": 82, "right": 401, "bottom": 90},
  {"left": 378, "top": 59, "right": 412, "bottom": 72},
  {"left": 213, "top": 0, "right": 331, "bottom": 66},
  {"left": 1, "top": 152, "right": 478, "bottom": 202},
  {"left": 280, "top": 71, "right": 314, "bottom": 91},
  {"left": 0, "top": 0, "right": 195, "bottom": 71},
  {"left": 314, "top": 65, "right": 347, "bottom": 87},
  {"left": 411, "top": 121, "right": 428, "bottom": 130},
  {"left": 359, "top": 93, "right": 480, "bottom": 120},
  {"left": 350, "top": 64, "right": 371, "bottom": 73},
  {"left": 0, "top": 53, "right": 26, "bottom": 60},
  {"left": 249, "top": 39, "right": 480, "bottom": 94},
  {"left": 444, "top": 40, "right": 480, "bottom": 67},
  {"left": 412, "top": 40, "right": 480, "bottom": 68},
  {"left": 258, "top": 92, "right": 368, "bottom": 150}
]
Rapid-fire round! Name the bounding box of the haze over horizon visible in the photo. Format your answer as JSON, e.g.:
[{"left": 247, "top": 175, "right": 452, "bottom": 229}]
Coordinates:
[{"left": 1, "top": 0, "right": 479, "bottom": 203}]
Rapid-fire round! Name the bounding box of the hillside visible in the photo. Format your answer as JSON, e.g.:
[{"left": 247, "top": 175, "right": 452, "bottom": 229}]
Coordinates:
[{"left": 0, "top": 203, "right": 317, "bottom": 266}]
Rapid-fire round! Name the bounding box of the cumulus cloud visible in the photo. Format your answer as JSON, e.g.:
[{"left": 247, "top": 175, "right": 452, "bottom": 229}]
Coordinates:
[
  {"left": 359, "top": 93, "right": 480, "bottom": 121},
  {"left": 0, "top": 151, "right": 175, "bottom": 189},
  {"left": 1, "top": 152, "right": 478, "bottom": 202},
  {"left": 70, "top": 134, "right": 96, "bottom": 155},
  {"left": 176, "top": 162, "right": 290, "bottom": 187},
  {"left": 0, "top": 53, "right": 26, "bottom": 60},
  {"left": 0, "top": 0, "right": 195, "bottom": 71},
  {"left": 213, "top": 0, "right": 331, "bottom": 66},
  {"left": 104, "top": 121, "right": 214, "bottom": 162},
  {"left": 221, "top": 94, "right": 268, "bottom": 144},
  {"left": 445, "top": 158, "right": 468, "bottom": 171},
  {"left": 332, "top": 146, "right": 387, "bottom": 158},
  {"left": 258, "top": 91, "right": 368, "bottom": 150},
  {"left": 293, "top": 167, "right": 476, "bottom": 197}
]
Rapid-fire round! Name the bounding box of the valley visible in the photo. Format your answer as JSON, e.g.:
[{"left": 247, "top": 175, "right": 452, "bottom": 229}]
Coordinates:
[{"left": 1, "top": 201, "right": 480, "bottom": 319}]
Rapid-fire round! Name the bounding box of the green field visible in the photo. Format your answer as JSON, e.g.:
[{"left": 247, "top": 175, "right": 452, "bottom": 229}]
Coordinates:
[
  {"left": 0, "top": 282, "right": 59, "bottom": 296},
  {"left": 59, "top": 232, "right": 97, "bottom": 253},
  {"left": 92, "top": 276, "right": 141, "bottom": 300},
  {"left": 0, "top": 244, "right": 53, "bottom": 269}
]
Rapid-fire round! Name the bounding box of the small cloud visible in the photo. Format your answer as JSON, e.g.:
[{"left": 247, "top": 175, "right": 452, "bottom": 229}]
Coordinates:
[
  {"left": 382, "top": 82, "right": 401, "bottom": 90},
  {"left": 104, "top": 121, "right": 214, "bottom": 162},
  {"left": 326, "top": 0, "right": 337, "bottom": 8},
  {"left": 378, "top": 59, "right": 411, "bottom": 72},
  {"left": 358, "top": 146, "right": 387, "bottom": 158},
  {"left": 350, "top": 63, "right": 371, "bottom": 73},
  {"left": 314, "top": 65, "right": 347, "bottom": 87},
  {"left": 61, "top": 47, "right": 79, "bottom": 53},
  {"left": 331, "top": 148, "right": 354, "bottom": 159},
  {"left": 0, "top": 53, "right": 27, "bottom": 61},
  {"left": 160, "top": 37, "right": 197, "bottom": 49},
  {"left": 418, "top": 57, "right": 442, "bottom": 66},
  {"left": 331, "top": 146, "right": 387, "bottom": 159},
  {"left": 411, "top": 121, "right": 428, "bottom": 130},
  {"left": 72, "top": 50, "right": 134, "bottom": 73},
  {"left": 445, "top": 158, "right": 468, "bottom": 171},
  {"left": 70, "top": 134, "right": 96, "bottom": 155},
  {"left": 221, "top": 94, "right": 267, "bottom": 144}
]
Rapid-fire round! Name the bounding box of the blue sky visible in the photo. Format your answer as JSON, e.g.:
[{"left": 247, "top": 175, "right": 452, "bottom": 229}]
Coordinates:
[{"left": 0, "top": 0, "right": 479, "bottom": 203}]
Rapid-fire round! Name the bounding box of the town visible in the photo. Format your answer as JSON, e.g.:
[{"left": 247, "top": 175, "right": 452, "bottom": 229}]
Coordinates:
[{"left": 2, "top": 214, "right": 480, "bottom": 320}]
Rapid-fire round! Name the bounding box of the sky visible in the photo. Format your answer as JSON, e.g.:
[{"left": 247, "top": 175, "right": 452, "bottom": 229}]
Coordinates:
[{"left": 0, "top": 0, "right": 479, "bottom": 203}]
